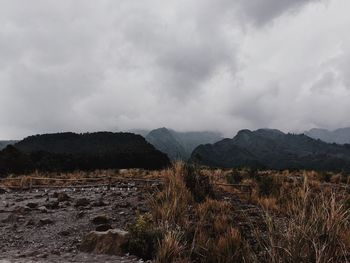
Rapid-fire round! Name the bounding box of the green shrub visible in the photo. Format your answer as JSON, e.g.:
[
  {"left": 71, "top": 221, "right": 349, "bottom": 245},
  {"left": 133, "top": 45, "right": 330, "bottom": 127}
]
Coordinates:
[{"left": 127, "top": 213, "right": 163, "bottom": 260}]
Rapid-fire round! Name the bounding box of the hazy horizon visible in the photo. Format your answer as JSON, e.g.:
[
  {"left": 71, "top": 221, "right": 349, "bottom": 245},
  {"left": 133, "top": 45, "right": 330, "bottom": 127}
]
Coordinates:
[
  {"left": 3, "top": 126, "right": 350, "bottom": 141},
  {"left": 1, "top": 0, "right": 350, "bottom": 139}
]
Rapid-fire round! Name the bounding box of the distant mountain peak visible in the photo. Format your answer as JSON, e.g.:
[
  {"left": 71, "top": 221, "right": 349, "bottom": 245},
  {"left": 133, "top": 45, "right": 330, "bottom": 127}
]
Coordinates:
[{"left": 145, "top": 127, "right": 223, "bottom": 161}]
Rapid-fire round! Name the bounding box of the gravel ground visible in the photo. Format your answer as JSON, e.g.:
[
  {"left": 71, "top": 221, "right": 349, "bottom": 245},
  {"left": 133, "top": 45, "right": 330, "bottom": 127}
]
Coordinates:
[{"left": 0, "top": 183, "right": 154, "bottom": 262}]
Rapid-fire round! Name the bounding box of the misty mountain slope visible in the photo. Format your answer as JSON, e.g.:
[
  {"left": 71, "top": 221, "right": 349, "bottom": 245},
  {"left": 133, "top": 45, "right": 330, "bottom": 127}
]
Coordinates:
[
  {"left": 145, "top": 128, "right": 188, "bottom": 160},
  {"left": 191, "top": 128, "right": 350, "bottom": 171},
  {"left": 305, "top": 127, "right": 350, "bottom": 144},
  {"left": 145, "top": 128, "right": 223, "bottom": 160},
  {"left": 169, "top": 130, "right": 223, "bottom": 155},
  {"left": 0, "top": 132, "right": 170, "bottom": 176},
  {"left": 0, "top": 140, "right": 18, "bottom": 150}
]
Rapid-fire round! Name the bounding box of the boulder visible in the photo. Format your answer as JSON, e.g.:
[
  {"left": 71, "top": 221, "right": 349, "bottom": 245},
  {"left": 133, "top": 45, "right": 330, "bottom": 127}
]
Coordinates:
[
  {"left": 95, "top": 224, "right": 113, "bottom": 232},
  {"left": 80, "top": 229, "right": 129, "bottom": 256},
  {"left": 92, "top": 215, "right": 110, "bottom": 225}
]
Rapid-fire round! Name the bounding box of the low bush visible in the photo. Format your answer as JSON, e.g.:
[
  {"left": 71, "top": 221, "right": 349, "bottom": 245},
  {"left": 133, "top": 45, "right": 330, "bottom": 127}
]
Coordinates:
[
  {"left": 226, "top": 171, "right": 243, "bottom": 184},
  {"left": 127, "top": 213, "right": 163, "bottom": 260},
  {"left": 183, "top": 164, "right": 214, "bottom": 203},
  {"left": 256, "top": 175, "right": 282, "bottom": 197}
]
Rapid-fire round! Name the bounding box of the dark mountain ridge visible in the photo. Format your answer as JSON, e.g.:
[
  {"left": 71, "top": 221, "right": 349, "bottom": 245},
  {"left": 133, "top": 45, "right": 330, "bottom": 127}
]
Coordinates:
[
  {"left": 0, "top": 132, "right": 170, "bottom": 176},
  {"left": 191, "top": 128, "right": 350, "bottom": 171}
]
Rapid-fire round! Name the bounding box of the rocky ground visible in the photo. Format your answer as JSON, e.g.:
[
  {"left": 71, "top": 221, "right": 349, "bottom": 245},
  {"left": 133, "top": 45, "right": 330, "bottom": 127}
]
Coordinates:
[{"left": 0, "top": 182, "right": 157, "bottom": 262}]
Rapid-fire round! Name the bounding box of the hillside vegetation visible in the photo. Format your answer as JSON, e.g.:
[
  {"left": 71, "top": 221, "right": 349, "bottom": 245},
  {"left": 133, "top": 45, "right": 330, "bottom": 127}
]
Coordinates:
[{"left": 191, "top": 129, "right": 350, "bottom": 171}]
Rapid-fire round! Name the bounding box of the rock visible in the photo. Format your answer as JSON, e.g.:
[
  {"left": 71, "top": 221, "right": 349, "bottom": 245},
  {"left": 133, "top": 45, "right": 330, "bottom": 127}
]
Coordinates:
[
  {"left": 38, "top": 218, "right": 54, "bottom": 226},
  {"left": 92, "top": 198, "right": 107, "bottom": 207},
  {"left": 2, "top": 214, "right": 19, "bottom": 223},
  {"left": 115, "top": 201, "right": 129, "bottom": 209},
  {"left": 138, "top": 205, "right": 149, "bottom": 213},
  {"left": 76, "top": 211, "right": 85, "bottom": 218},
  {"left": 26, "top": 202, "right": 38, "bottom": 209},
  {"left": 14, "top": 206, "right": 31, "bottom": 214},
  {"left": 25, "top": 218, "right": 36, "bottom": 226},
  {"left": 80, "top": 229, "right": 129, "bottom": 256},
  {"left": 95, "top": 224, "right": 113, "bottom": 232},
  {"left": 45, "top": 201, "right": 59, "bottom": 210},
  {"left": 0, "top": 187, "right": 9, "bottom": 194},
  {"left": 75, "top": 198, "right": 90, "bottom": 207},
  {"left": 56, "top": 192, "right": 70, "bottom": 202},
  {"left": 92, "top": 215, "right": 110, "bottom": 225},
  {"left": 58, "top": 230, "right": 70, "bottom": 236},
  {"left": 38, "top": 206, "right": 48, "bottom": 213}
]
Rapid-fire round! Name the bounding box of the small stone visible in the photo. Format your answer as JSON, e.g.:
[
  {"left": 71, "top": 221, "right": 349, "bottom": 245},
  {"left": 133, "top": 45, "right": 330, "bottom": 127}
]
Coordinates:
[
  {"left": 25, "top": 218, "right": 36, "bottom": 226},
  {"left": 57, "top": 192, "right": 70, "bottom": 202},
  {"left": 92, "top": 198, "right": 107, "bottom": 207},
  {"left": 58, "top": 230, "right": 70, "bottom": 236},
  {"left": 26, "top": 202, "right": 38, "bottom": 209},
  {"left": 38, "top": 218, "right": 54, "bottom": 226},
  {"left": 75, "top": 198, "right": 90, "bottom": 207},
  {"left": 38, "top": 206, "right": 48, "bottom": 213},
  {"left": 45, "top": 201, "right": 59, "bottom": 210},
  {"left": 77, "top": 211, "right": 85, "bottom": 218}
]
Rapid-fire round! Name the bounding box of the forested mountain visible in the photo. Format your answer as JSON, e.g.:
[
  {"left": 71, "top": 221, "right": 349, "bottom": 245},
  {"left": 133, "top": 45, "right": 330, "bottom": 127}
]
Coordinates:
[
  {"left": 0, "top": 132, "right": 170, "bottom": 176},
  {"left": 190, "top": 129, "right": 350, "bottom": 171}
]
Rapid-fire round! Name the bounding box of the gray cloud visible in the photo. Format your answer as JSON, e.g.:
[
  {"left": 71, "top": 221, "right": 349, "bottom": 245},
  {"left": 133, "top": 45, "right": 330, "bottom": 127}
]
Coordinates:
[
  {"left": 236, "top": 0, "right": 322, "bottom": 25},
  {"left": 0, "top": 0, "right": 348, "bottom": 139}
]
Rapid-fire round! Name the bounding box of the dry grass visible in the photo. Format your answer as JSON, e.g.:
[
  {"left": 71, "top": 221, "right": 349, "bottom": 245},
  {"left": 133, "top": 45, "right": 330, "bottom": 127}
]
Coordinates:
[
  {"left": 193, "top": 198, "right": 250, "bottom": 263},
  {"left": 155, "top": 228, "right": 187, "bottom": 263},
  {"left": 260, "top": 180, "right": 350, "bottom": 263},
  {"left": 147, "top": 163, "right": 252, "bottom": 263},
  {"left": 149, "top": 162, "right": 193, "bottom": 227},
  {"left": 0, "top": 168, "right": 162, "bottom": 188},
  {"left": 2, "top": 162, "right": 349, "bottom": 262}
]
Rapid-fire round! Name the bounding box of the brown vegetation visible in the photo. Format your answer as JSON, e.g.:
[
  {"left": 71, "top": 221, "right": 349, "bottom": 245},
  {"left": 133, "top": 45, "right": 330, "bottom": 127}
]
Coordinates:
[{"left": 1, "top": 163, "right": 349, "bottom": 262}]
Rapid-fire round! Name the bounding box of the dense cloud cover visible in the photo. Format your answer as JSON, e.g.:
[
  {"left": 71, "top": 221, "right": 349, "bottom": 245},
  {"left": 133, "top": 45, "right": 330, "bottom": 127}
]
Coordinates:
[{"left": 0, "top": 0, "right": 349, "bottom": 139}]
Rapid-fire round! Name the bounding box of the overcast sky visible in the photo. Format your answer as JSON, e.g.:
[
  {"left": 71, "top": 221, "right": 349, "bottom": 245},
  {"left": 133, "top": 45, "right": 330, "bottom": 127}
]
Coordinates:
[{"left": 0, "top": 0, "right": 349, "bottom": 139}]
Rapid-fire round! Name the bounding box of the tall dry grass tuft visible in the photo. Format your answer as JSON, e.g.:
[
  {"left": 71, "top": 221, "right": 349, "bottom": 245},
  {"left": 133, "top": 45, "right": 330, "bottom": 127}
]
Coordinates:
[
  {"left": 155, "top": 228, "right": 187, "bottom": 263},
  {"left": 149, "top": 162, "right": 193, "bottom": 227},
  {"left": 261, "top": 179, "right": 350, "bottom": 263},
  {"left": 193, "top": 198, "right": 251, "bottom": 263}
]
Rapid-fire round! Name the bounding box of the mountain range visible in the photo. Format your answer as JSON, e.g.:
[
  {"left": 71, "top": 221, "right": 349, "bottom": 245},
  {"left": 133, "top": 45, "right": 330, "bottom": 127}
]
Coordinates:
[
  {"left": 305, "top": 127, "right": 350, "bottom": 144},
  {"left": 190, "top": 129, "right": 350, "bottom": 171},
  {"left": 143, "top": 128, "right": 223, "bottom": 160},
  {"left": 0, "top": 132, "right": 169, "bottom": 176}
]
